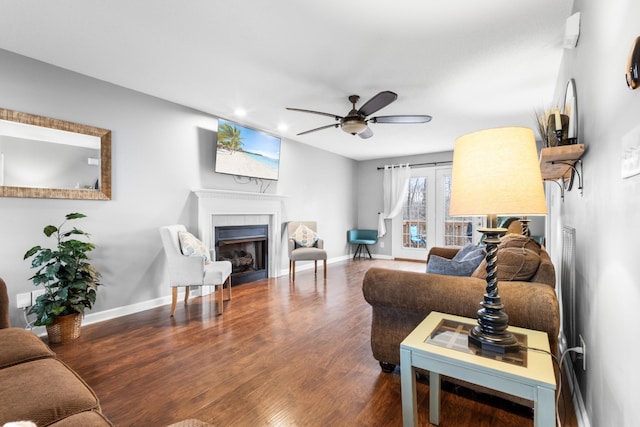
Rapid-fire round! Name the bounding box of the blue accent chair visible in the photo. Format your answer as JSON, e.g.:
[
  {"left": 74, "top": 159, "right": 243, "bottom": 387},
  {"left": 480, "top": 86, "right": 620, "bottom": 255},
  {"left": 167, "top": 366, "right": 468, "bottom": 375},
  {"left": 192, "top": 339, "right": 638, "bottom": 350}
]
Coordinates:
[
  {"left": 409, "top": 225, "right": 426, "bottom": 246},
  {"left": 347, "top": 229, "right": 378, "bottom": 259}
]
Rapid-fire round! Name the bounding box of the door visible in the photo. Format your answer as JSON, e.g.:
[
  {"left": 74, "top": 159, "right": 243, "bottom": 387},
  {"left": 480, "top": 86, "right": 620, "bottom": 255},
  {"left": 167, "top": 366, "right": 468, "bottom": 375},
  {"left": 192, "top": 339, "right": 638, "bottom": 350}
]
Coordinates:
[{"left": 392, "top": 167, "right": 478, "bottom": 260}]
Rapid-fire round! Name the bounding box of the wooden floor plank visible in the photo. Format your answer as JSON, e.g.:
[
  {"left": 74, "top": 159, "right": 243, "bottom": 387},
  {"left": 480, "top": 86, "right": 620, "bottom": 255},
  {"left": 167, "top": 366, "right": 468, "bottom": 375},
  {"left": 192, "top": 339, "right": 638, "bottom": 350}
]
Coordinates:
[{"left": 50, "top": 258, "right": 577, "bottom": 427}]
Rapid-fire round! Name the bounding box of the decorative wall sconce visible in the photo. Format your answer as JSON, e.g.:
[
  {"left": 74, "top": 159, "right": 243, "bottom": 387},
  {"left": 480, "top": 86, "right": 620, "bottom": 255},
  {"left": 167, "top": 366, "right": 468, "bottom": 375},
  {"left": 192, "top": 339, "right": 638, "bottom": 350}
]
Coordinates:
[
  {"left": 538, "top": 79, "right": 584, "bottom": 200},
  {"left": 547, "top": 111, "right": 569, "bottom": 146}
]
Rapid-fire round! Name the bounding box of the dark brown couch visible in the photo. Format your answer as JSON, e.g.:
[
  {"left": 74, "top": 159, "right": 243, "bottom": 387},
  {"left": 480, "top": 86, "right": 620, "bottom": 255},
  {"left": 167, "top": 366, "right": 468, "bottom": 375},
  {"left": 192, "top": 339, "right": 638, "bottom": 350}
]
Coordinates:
[
  {"left": 362, "top": 236, "right": 560, "bottom": 373},
  {"left": 0, "top": 277, "right": 113, "bottom": 426}
]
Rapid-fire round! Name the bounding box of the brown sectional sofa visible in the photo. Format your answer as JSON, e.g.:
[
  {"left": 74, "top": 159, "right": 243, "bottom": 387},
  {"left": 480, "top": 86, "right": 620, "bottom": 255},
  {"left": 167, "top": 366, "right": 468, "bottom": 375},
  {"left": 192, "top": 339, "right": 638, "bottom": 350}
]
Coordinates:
[
  {"left": 0, "top": 278, "right": 112, "bottom": 427},
  {"left": 362, "top": 236, "right": 560, "bottom": 373}
]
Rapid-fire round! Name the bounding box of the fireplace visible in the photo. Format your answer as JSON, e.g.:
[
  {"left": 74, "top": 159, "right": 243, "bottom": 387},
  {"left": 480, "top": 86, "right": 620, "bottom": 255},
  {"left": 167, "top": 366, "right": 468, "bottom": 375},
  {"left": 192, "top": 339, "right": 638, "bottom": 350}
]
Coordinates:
[
  {"left": 195, "top": 189, "right": 286, "bottom": 279},
  {"left": 215, "top": 224, "right": 268, "bottom": 285}
]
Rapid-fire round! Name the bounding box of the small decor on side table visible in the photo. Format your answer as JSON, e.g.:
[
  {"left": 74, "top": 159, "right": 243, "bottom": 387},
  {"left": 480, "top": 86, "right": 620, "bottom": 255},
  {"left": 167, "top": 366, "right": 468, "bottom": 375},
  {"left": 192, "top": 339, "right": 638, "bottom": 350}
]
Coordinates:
[{"left": 24, "top": 213, "right": 101, "bottom": 343}]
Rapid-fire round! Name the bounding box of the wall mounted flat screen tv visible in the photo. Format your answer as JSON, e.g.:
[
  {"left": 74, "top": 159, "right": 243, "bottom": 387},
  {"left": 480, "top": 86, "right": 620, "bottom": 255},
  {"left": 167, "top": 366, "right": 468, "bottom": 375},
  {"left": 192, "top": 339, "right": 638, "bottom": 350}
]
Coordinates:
[{"left": 215, "top": 119, "right": 281, "bottom": 181}]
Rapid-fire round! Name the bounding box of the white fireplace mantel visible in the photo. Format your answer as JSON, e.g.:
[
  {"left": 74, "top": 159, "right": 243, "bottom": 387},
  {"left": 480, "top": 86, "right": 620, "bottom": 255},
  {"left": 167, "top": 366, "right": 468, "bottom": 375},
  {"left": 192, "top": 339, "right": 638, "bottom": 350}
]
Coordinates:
[{"left": 194, "top": 189, "right": 288, "bottom": 278}]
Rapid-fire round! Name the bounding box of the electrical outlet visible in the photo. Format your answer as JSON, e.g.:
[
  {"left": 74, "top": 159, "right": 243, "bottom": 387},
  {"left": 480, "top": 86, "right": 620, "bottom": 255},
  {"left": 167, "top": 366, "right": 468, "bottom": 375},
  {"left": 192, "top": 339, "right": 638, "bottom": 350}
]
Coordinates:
[
  {"left": 579, "top": 334, "right": 586, "bottom": 370},
  {"left": 380, "top": 242, "right": 384, "bottom": 248},
  {"left": 16, "top": 292, "right": 32, "bottom": 309},
  {"left": 32, "top": 289, "right": 46, "bottom": 301}
]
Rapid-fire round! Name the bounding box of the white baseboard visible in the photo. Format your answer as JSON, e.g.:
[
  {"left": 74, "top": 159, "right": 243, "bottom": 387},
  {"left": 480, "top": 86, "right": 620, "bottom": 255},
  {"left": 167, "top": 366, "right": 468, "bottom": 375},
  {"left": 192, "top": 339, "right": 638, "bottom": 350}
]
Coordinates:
[
  {"left": 30, "top": 294, "right": 174, "bottom": 337},
  {"left": 349, "top": 252, "right": 393, "bottom": 260},
  {"left": 85, "top": 295, "right": 173, "bottom": 325}
]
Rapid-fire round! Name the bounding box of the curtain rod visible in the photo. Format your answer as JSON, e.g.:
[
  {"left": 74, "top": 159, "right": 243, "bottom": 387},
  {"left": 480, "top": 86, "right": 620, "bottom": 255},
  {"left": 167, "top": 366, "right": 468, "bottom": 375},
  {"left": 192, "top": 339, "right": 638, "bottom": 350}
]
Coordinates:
[{"left": 376, "top": 161, "right": 452, "bottom": 170}]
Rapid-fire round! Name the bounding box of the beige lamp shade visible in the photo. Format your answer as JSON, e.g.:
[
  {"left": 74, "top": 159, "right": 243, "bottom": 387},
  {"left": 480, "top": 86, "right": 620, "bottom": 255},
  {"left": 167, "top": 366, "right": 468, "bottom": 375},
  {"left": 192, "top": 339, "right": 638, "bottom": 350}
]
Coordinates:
[{"left": 449, "top": 127, "right": 547, "bottom": 217}]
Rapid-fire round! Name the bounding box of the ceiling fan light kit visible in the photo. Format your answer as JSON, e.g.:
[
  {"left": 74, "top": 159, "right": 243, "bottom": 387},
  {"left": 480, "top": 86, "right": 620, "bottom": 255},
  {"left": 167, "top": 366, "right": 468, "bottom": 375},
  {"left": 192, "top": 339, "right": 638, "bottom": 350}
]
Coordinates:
[
  {"left": 341, "top": 118, "right": 368, "bottom": 135},
  {"left": 287, "top": 91, "right": 432, "bottom": 139}
]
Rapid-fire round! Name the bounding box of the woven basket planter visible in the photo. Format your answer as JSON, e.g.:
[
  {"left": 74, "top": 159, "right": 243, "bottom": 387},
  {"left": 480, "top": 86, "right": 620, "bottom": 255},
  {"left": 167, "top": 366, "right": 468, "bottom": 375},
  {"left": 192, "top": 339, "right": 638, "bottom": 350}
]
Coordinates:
[{"left": 46, "top": 312, "right": 82, "bottom": 344}]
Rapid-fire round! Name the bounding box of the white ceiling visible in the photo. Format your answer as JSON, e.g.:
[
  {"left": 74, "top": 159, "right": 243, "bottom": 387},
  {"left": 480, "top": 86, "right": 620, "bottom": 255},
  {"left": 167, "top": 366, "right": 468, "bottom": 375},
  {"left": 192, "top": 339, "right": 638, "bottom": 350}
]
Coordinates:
[{"left": 0, "top": 0, "right": 574, "bottom": 161}]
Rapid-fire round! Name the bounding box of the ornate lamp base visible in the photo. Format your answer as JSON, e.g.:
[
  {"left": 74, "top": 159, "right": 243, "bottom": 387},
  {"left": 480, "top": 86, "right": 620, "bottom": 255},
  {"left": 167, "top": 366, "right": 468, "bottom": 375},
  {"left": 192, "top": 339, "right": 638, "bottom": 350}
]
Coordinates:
[
  {"left": 469, "top": 324, "right": 519, "bottom": 354},
  {"left": 468, "top": 227, "right": 520, "bottom": 354}
]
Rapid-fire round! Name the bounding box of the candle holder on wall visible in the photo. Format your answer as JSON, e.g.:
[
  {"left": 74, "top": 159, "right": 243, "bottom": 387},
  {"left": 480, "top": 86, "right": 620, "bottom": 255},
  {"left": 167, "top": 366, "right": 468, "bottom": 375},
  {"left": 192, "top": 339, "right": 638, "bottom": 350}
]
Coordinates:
[{"left": 546, "top": 114, "right": 569, "bottom": 146}]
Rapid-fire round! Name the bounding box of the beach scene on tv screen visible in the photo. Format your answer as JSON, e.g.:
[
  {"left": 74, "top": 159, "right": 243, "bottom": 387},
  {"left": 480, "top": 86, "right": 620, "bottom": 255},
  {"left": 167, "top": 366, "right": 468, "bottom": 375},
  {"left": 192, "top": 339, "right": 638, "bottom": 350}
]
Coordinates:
[{"left": 215, "top": 119, "right": 281, "bottom": 180}]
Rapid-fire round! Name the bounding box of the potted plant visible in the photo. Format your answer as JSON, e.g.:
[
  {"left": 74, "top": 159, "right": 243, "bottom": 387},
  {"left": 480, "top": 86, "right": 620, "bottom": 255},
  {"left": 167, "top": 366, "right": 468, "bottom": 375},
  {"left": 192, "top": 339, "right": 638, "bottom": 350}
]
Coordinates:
[{"left": 24, "top": 213, "right": 101, "bottom": 343}]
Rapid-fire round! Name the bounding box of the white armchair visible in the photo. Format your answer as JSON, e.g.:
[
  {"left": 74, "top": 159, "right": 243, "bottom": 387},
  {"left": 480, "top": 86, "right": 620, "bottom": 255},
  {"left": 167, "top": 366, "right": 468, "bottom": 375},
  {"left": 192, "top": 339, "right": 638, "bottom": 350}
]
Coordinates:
[{"left": 159, "top": 224, "right": 232, "bottom": 316}]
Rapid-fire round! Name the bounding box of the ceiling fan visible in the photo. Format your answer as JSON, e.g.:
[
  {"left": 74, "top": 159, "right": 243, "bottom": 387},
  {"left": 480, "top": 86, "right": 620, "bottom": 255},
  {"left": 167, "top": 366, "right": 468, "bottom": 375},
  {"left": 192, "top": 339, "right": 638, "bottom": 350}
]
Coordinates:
[{"left": 286, "top": 91, "right": 432, "bottom": 139}]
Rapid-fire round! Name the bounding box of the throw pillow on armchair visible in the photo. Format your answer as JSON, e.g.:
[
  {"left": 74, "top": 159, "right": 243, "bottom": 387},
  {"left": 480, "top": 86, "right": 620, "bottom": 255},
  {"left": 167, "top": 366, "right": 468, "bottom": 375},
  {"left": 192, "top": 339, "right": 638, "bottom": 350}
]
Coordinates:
[{"left": 290, "top": 224, "right": 318, "bottom": 248}]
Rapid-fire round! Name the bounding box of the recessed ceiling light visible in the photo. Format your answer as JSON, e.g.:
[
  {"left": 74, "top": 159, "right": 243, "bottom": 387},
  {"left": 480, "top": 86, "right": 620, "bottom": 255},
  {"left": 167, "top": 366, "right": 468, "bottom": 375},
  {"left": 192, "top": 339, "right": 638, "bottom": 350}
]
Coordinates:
[
  {"left": 277, "top": 123, "right": 288, "bottom": 132},
  {"left": 234, "top": 108, "right": 246, "bottom": 117}
]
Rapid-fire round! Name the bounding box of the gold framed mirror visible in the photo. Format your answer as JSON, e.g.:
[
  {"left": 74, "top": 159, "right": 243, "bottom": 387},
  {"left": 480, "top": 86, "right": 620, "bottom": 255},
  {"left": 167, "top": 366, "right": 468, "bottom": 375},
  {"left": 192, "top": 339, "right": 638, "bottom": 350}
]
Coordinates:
[{"left": 0, "top": 108, "right": 111, "bottom": 200}]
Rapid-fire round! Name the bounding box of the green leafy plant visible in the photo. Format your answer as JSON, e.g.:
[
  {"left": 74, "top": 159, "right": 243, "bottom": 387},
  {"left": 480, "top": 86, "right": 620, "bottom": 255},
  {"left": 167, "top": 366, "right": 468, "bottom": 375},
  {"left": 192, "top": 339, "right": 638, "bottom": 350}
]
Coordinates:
[{"left": 24, "top": 213, "right": 101, "bottom": 326}]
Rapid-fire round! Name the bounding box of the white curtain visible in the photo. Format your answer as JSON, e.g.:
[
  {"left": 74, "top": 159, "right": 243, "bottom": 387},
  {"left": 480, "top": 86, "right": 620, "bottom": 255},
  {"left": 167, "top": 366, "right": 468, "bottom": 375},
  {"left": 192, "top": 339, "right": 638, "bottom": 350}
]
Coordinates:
[{"left": 378, "top": 164, "right": 411, "bottom": 238}]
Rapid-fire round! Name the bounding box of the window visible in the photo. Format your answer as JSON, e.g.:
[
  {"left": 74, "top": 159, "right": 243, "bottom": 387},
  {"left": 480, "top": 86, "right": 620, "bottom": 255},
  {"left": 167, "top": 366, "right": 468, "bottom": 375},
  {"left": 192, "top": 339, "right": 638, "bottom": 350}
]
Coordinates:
[
  {"left": 393, "top": 167, "right": 478, "bottom": 260},
  {"left": 442, "top": 174, "right": 473, "bottom": 246},
  {"left": 402, "top": 177, "right": 427, "bottom": 249}
]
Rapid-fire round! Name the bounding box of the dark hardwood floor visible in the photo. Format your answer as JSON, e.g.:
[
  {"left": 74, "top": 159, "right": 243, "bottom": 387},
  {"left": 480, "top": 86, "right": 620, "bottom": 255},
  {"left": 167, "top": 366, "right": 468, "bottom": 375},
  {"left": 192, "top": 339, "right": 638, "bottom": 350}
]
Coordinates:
[{"left": 50, "top": 259, "right": 577, "bottom": 427}]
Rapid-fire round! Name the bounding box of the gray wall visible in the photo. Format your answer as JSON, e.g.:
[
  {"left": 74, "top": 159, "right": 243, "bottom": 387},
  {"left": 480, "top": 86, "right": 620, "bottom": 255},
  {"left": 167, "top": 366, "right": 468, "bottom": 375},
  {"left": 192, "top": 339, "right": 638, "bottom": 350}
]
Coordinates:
[
  {"left": 553, "top": 1, "right": 640, "bottom": 426},
  {"left": 0, "top": 49, "right": 357, "bottom": 327}
]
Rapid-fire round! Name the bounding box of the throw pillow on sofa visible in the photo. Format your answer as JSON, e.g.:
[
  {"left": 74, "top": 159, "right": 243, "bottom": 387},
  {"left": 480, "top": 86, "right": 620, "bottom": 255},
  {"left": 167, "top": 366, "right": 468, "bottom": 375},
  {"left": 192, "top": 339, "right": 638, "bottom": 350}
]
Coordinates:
[
  {"left": 472, "top": 234, "right": 542, "bottom": 281},
  {"left": 426, "top": 244, "right": 486, "bottom": 276},
  {"left": 499, "top": 233, "right": 542, "bottom": 254}
]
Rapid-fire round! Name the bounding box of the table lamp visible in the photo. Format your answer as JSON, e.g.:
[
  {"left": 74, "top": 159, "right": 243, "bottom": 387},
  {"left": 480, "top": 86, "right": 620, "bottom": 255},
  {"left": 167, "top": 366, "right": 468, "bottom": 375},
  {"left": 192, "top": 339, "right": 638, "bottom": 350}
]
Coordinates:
[{"left": 449, "top": 127, "right": 547, "bottom": 353}]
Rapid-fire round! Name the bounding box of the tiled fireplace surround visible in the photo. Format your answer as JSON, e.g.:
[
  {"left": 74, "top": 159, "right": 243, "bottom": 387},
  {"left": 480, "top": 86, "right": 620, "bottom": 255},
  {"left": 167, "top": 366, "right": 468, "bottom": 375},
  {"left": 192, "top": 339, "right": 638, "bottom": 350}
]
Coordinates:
[{"left": 194, "top": 189, "right": 286, "bottom": 279}]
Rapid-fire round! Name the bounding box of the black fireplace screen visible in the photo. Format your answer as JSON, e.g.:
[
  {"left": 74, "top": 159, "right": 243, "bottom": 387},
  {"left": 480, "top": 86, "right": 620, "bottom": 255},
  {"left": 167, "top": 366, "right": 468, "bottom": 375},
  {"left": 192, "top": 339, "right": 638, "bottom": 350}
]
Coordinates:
[{"left": 215, "top": 224, "right": 268, "bottom": 285}]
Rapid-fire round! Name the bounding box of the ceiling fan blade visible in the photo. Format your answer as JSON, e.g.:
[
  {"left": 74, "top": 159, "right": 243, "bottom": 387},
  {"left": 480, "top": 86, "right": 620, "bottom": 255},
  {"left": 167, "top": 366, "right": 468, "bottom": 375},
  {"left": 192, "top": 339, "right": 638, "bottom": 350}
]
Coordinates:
[
  {"left": 286, "top": 107, "right": 342, "bottom": 120},
  {"left": 357, "top": 91, "right": 398, "bottom": 117},
  {"left": 370, "top": 115, "right": 432, "bottom": 124},
  {"left": 297, "top": 123, "right": 340, "bottom": 136},
  {"left": 358, "top": 127, "right": 374, "bottom": 139}
]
